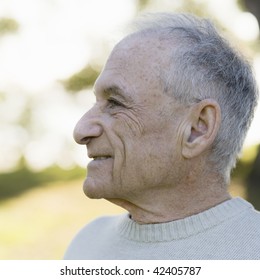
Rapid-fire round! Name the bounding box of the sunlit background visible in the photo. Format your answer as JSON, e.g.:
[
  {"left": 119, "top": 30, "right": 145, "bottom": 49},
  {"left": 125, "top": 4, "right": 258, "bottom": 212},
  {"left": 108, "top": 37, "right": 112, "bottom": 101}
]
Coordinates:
[{"left": 0, "top": 0, "right": 260, "bottom": 259}]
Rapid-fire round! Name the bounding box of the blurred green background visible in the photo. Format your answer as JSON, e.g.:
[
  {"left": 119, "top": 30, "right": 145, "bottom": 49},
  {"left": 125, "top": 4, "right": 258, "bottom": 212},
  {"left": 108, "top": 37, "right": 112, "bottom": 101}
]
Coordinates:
[{"left": 0, "top": 0, "right": 260, "bottom": 259}]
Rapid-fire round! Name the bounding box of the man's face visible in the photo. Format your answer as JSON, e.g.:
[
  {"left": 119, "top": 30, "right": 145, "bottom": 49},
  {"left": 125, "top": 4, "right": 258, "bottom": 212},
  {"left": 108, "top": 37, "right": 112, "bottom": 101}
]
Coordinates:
[{"left": 74, "top": 35, "right": 186, "bottom": 202}]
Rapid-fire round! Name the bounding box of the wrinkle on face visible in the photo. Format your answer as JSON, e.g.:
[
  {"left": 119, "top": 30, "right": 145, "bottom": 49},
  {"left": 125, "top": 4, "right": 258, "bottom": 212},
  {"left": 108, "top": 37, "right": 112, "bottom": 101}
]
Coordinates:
[
  {"left": 113, "top": 106, "right": 146, "bottom": 136},
  {"left": 81, "top": 34, "right": 190, "bottom": 202}
]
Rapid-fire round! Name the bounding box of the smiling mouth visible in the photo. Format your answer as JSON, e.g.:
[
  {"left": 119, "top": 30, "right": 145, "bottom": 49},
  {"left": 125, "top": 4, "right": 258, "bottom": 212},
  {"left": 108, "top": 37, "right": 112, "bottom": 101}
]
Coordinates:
[{"left": 93, "top": 156, "right": 111, "bottom": 161}]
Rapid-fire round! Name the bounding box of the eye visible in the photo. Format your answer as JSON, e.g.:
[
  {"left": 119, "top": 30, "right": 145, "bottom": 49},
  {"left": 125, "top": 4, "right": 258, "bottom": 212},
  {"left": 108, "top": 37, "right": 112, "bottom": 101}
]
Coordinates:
[{"left": 107, "top": 98, "right": 124, "bottom": 108}]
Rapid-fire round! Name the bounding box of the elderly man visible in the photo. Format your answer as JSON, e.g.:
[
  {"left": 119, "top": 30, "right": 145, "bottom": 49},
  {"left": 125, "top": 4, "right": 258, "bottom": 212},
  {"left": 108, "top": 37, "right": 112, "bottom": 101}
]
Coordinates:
[{"left": 65, "top": 13, "right": 260, "bottom": 259}]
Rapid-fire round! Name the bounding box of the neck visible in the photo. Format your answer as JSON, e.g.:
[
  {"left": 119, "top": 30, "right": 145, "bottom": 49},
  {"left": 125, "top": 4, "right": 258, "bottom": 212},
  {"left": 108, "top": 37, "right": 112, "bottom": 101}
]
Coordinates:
[{"left": 107, "top": 174, "right": 231, "bottom": 224}]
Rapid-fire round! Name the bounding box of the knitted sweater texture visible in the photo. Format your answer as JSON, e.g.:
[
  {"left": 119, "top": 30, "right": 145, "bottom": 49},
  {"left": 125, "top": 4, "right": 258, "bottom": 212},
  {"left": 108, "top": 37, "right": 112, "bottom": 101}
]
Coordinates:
[{"left": 64, "top": 197, "right": 260, "bottom": 259}]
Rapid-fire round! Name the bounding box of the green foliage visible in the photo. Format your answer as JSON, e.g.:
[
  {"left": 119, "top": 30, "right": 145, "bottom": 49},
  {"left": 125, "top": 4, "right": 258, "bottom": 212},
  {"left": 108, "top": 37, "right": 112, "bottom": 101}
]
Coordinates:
[
  {"left": 137, "top": 0, "right": 150, "bottom": 10},
  {"left": 231, "top": 159, "right": 252, "bottom": 180},
  {"left": 0, "top": 164, "right": 85, "bottom": 201},
  {"left": 231, "top": 144, "right": 259, "bottom": 180},
  {"left": 0, "top": 18, "right": 19, "bottom": 35},
  {"left": 61, "top": 65, "right": 100, "bottom": 93},
  {"left": 0, "top": 91, "right": 6, "bottom": 102}
]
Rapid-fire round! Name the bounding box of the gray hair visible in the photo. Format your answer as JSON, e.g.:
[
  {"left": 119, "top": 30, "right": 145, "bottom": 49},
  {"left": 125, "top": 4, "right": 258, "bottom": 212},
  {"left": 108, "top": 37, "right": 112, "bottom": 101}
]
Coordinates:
[{"left": 132, "top": 13, "right": 259, "bottom": 179}]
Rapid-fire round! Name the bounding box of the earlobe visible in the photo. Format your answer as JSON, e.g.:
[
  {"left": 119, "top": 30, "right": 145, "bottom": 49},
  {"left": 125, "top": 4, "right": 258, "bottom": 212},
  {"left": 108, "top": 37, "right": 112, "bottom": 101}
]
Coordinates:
[{"left": 182, "top": 99, "right": 221, "bottom": 159}]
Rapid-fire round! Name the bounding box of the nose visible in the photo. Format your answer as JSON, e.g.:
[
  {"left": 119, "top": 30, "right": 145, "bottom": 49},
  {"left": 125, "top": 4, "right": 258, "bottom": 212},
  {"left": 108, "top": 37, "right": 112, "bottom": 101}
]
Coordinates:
[{"left": 73, "top": 109, "right": 103, "bottom": 145}]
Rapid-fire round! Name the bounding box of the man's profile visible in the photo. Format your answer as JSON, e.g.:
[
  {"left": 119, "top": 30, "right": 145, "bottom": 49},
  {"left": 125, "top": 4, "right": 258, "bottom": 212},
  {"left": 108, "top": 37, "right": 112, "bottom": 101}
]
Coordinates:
[{"left": 64, "top": 13, "right": 260, "bottom": 259}]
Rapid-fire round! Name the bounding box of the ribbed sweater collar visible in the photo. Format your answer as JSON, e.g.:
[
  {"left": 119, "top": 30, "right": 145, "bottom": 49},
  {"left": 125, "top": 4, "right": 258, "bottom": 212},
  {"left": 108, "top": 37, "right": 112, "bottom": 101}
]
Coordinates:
[{"left": 117, "top": 197, "right": 252, "bottom": 242}]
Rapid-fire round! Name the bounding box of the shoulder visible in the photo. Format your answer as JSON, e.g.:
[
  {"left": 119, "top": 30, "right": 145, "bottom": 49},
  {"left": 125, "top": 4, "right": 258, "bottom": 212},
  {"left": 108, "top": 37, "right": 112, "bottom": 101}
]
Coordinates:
[
  {"left": 63, "top": 213, "right": 127, "bottom": 259},
  {"left": 241, "top": 207, "right": 260, "bottom": 231},
  {"left": 79, "top": 213, "right": 126, "bottom": 233},
  {"left": 70, "top": 213, "right": 125, "bottom": 240},
  {"left": 232, "top": 207, "right": 260, "bottom": 257},
  {"left": 227, "top": 198, "right": 260, "bottom": 234},
  {"left": 225, "top": 202, "right": 260, "bottom": 249}
]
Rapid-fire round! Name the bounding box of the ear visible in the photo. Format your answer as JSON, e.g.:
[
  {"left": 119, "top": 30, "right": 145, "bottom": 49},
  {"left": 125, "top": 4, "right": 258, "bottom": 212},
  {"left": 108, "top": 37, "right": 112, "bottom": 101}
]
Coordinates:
[{"left": 182, "top": 99, "right": 221, "bottom": 159}]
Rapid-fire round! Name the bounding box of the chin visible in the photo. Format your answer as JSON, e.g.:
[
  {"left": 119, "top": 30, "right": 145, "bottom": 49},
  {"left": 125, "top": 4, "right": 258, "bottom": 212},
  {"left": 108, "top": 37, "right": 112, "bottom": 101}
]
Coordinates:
[{"left": 83, "top": 177, "right": 110, "bottom": 199}]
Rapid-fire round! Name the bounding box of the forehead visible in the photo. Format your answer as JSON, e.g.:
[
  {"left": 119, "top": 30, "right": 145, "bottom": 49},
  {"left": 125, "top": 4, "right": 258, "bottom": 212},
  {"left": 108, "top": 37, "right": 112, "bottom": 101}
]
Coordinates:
[{"left": 94, "top": 35, "right": 169, "bottom": 100}]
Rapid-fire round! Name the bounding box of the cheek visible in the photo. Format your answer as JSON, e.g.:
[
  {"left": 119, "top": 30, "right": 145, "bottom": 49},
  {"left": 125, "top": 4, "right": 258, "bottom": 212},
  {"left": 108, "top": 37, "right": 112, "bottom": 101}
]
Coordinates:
[
  {"left": 109, "top": 115, "right": 176, "bottom": 185},
  {"left": 113, "top": 111, "right": 144, "bottom": 137},
  {"left": 115, "top": 141, "right": 160, "bottom": 186},
  {"left": 130, "top": 136, "right": 178, "bottom": 182}
]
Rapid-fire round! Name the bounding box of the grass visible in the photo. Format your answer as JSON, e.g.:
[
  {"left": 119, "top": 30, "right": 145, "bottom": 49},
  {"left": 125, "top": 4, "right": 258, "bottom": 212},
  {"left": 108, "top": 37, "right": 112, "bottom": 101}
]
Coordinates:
[
  {"left": 0, "top": 165, "right": 86, "bottom": 201},
  {"left": 0, "top": 179, "right": 124, "bottom": 259}
]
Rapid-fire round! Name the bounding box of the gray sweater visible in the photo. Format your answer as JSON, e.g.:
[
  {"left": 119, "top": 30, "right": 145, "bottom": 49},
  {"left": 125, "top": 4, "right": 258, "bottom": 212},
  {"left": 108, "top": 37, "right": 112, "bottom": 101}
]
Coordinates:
[{"left": 64, "top": 197, "right": 260, "bottom": 259}]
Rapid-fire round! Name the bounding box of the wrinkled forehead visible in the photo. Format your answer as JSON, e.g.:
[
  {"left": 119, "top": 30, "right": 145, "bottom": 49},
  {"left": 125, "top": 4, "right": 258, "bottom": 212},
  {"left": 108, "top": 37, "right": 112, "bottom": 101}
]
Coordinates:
[
  {"left": 108, "top": 33, "right": 169, "bottom": 68},
  {"left": 96, "top": 34, "right": 171, "bottom": 93}
]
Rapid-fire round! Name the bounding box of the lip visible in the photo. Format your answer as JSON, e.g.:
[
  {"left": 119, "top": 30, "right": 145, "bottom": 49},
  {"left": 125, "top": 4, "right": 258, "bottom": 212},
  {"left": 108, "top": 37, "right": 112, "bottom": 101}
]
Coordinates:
[
  {"left": 88, "top": 153, "right": 112, "bottom": 160},
  {"left": 93, "top": 156, "right": 111, "bottom": 160},
  {"left": 87, "top": 156, "right": 112, "bottom": 168}
]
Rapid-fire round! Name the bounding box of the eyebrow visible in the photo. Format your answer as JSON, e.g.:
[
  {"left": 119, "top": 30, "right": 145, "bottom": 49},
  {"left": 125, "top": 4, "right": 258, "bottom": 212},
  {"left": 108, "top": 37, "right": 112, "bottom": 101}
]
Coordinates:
[
  {"left": 103, "top": 85, "right": 133, "bottom": 103},
  {"left": 104, "top": 85, "right": 123, "bottom": 96}
]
